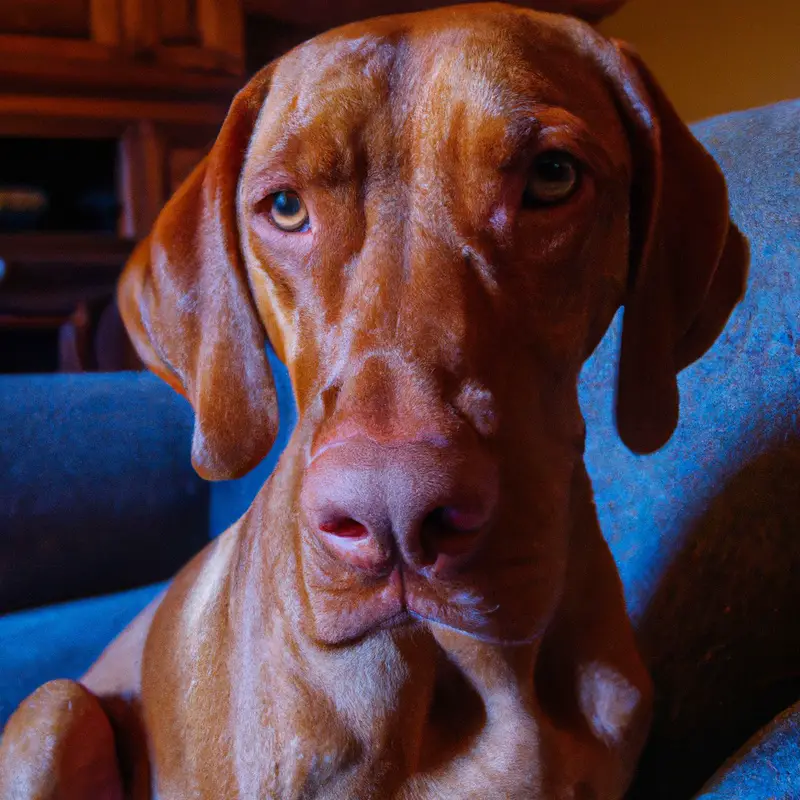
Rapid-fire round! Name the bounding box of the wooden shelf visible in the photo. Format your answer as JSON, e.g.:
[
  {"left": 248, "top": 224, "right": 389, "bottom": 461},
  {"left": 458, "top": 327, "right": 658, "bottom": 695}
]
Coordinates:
[
  {"left": 0, "top": 95, "right": 230, "bottom": 138},
  {"left": 0, "top": 234, "right": 134, "bottom": 316},
  {"left": 0, "top": 312, "right": 71, "bottom": 329},
  {"left": 0, "top": 0, "right": 243, "bottom": 372},
  {"left": 0, "top": 46, "right": 244, "bottom": 105},
  {"left": 0, "top": 233, "right": 134, "bottom": 268}
]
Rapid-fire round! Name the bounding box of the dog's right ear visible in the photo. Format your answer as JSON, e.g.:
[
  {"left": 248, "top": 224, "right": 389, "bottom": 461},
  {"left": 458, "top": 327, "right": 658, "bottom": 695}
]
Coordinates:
[{"left": 118, "top": 66, "right": 279, "bottom": 481}]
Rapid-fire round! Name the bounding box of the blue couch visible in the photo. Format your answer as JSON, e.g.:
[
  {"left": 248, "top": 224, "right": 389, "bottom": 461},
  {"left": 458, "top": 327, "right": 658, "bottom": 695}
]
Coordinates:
[
  {"left": 0, "top": 347, "right": 297, "bottom": 722},
  {"left": 1, "top": 99, "right": 798, "bottom": 798}
]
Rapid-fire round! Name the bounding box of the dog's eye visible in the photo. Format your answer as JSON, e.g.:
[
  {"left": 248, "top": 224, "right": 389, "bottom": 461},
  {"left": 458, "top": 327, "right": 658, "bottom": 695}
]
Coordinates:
[
  {"left": 523, "top": 151, "right": 580, "bottom": 207},
  {"left": 267, "top": 190, "right": 309, "bottom": 232}
]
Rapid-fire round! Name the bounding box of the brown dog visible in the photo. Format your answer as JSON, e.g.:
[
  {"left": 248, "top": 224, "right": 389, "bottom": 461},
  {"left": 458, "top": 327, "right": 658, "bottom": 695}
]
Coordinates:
[{"left": 0, "top": 4, "right": 747, "bottom": 798}]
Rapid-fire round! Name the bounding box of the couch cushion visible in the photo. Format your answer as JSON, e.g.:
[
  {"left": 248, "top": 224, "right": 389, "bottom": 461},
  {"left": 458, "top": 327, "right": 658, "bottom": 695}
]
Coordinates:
[
  {"left": 0, "top": 373, "right": 208, "bottom": 612},
  {"left": 696, "top": 699, "right": 800, "bottom": 799},
  {"left": 580, "top": 99, "right": 800, "bottom": 797},
  {"left": 0, "top": 582, "right": 164, "bottom": 728}
]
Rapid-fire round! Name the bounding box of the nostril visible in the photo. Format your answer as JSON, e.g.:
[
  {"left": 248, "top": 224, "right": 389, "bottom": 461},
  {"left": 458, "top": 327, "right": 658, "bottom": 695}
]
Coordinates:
[
  {"left": 318, "top": 516, "right": 368, "bottom": 538},
  {"left": 420, "top": 506, "right": 487, "bottom": 562},
  {"left": 437, "top": 506, "right": 487, "bottom": 533}
]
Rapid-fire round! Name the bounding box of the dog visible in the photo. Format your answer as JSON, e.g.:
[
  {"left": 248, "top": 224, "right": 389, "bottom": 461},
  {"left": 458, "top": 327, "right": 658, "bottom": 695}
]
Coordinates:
[{"left": 0, "top": 4, "right": 748, "bottom": 798}]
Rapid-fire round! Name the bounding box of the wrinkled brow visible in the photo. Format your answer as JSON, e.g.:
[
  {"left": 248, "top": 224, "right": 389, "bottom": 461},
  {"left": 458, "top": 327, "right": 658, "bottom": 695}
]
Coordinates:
[
  {"left": 247, "top": 86, "right": 390, "bottom": 194},
  {"left": 494, "top": 106, "right": 625, "bottom": 174},
  {"left": 245, "top": 41, "right": 625, "bottom": 197},
  {"left": 246, "top": 106, "right": 621, "bottom": 205},
  {"left": 248, "top": 129, "right": 361, "bottom": 191}
]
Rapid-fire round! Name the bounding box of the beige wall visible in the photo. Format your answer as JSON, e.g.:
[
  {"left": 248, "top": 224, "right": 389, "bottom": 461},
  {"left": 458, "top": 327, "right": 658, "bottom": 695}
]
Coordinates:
[{"left": 598, "top": 0, "right": 800, "bottom": 121}]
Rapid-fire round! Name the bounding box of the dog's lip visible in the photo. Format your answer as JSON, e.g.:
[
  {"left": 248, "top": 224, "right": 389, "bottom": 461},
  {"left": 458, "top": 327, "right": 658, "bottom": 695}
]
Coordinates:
[
  {"left": 321, "top": 607, "right": 416, "bottom": 646},
  {"left": 376, "top": 609, "right": 416, "bottom": 632},
  {"left": 345, "top": 606, "right": 541, "bottom": 647},
  {"left": 407, "top": 610, "right": 542, "bottom": 647},
  {"left": 402, "top": 574, "right": 544, "bottom": 646},
  {"left": 309, "top": 549, "right": 544, "bottom": 647},
  {"left": 318, "top": 592, "right": 541, "bottom": 647}
]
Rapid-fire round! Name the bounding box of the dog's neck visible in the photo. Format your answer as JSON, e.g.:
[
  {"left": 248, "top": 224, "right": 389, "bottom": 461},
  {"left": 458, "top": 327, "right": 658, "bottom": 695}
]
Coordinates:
[
  {"left": 229, "top": 549, "right": 549, "bottom": 797},
  {"left": 153, "top": 434, "right": 643, "bottom": 797},
  {"left": 221, "top": 440, "right": 554, "bottom": 797}
]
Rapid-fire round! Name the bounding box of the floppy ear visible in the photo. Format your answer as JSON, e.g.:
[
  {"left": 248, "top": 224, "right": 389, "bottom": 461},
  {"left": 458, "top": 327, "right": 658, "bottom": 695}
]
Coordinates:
[
  {"left": 118, "top": 67, "right": 279, "bottom": 480},
  {"left": 606, "top": 42, "right": 749, "bottom": 454}
]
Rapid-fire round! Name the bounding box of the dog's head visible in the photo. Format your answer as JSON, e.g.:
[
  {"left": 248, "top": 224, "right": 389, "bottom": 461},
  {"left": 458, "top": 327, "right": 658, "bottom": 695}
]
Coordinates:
[{"left": 119, "top": 4, "right": 747, "bottom": 647}]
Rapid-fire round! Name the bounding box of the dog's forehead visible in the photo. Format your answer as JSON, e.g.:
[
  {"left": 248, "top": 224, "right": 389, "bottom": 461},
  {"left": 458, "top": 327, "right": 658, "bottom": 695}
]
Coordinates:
[{"left": 248, "top": 6, "right": 621, "bottom": 174}]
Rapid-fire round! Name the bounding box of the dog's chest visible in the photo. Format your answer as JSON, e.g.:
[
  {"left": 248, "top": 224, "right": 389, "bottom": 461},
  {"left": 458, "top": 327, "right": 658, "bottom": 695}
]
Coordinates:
[
  {"left": 164, "top": 529, "right": 549, "bottom": 798},
  {"left": 228, "top": 684, "right": 545, "bottom": 799},
  {"left": 233, "top": 730, "right": 545, "bottom": 800}
]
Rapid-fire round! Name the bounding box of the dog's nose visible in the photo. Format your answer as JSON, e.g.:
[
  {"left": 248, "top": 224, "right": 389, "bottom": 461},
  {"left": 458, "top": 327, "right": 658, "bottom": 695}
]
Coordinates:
[{"left": 300, "top": 438, "right": 497, "bottom": 577}]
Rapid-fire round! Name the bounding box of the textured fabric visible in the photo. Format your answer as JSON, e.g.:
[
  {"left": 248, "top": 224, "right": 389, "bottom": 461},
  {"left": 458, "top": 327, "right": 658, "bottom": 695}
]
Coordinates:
[
  {"left": 696, "top": 700, "right": 800, "bottom": 799},
  {"left": 580, "top": 100, "right": 800, "bottom": 798},
  {"left": 0, "top": 373, "right": 208, "bottom": 612},
  {"left": 0, "top": 352, "right": 295, "bottom": 729},
  {"left": 0, "top": 583, "right": 165, "bottom": 727}
]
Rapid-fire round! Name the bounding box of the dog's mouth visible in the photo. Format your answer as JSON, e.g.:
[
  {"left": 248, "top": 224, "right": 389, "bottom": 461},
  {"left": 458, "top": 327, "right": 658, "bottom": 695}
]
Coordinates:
[
  {"left": 306, "top": 559, "right": 543, "bottom": 647},
  {"left": 330, "top": 604, "right": 541, "bottom": 648}
]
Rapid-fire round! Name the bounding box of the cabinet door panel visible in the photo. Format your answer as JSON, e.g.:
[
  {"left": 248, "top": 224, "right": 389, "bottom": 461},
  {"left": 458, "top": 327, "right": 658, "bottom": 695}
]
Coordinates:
[
  {"left": 159, "top": 0, "right": 198, "bottom": 45},
  {"left": 0, "top": 0, "right": 91, "bottom": 39}
]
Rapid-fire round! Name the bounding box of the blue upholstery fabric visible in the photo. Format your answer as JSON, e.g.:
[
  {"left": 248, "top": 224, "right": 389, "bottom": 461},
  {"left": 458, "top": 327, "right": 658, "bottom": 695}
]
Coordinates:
[
  {"left": 0, "top": 583, "right": 166, "bottom": 726},
  {"left": 0, "top": 353, "right": 295, "bottom": 729},
  {"left": 580, "top": 99, "right": 800, "bottom": 798},
  {"left": 696, "top": 700, "right": 800, "bottom": 799},
  {"left": 0, "top": 373, "right": 208, "bottom": 612}
]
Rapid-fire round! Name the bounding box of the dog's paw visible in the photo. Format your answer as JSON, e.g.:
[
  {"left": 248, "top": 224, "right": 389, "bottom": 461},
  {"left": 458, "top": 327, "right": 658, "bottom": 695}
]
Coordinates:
[{"left": 0, "top": 679, "right": 123, "bottom": 800}]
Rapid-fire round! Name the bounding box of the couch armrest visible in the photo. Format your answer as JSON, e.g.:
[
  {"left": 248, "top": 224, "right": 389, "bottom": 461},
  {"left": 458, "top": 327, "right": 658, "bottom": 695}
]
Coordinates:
[{"left": 0, "top": 373, "right": 208, "bottom": 612}]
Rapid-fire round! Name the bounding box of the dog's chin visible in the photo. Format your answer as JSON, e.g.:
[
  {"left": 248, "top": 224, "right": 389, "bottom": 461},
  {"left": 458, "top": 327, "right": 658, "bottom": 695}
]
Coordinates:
[
  {"left": 314, "top": 609, "right": 542, "bottom": 648},
  {"left": 307, "top": 579, "right": 543, "bottom": 648}
]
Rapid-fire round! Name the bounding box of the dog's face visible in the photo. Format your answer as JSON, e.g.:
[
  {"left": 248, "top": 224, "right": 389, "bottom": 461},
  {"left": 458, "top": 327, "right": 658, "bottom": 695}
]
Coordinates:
[
  {"left": 119, "top": 5, "right": 747, "bottom": 647},
  {"left": 240, "top": 10, "right": 633, "bottom": 646}
]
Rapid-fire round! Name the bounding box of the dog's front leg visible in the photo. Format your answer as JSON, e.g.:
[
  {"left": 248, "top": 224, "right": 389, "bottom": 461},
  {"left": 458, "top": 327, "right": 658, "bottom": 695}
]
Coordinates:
[{"left": 0, "top": 680, "right": 125, "bottom": 800}]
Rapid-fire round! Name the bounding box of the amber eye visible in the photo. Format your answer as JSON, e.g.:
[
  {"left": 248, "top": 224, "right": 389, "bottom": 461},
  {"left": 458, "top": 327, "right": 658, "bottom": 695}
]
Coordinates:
[
  {"left": 267, "top": 190, "right": 309, "bottom": 231},
  {"left": 523, "top": 151, "right": 581, "bottom": 207}
]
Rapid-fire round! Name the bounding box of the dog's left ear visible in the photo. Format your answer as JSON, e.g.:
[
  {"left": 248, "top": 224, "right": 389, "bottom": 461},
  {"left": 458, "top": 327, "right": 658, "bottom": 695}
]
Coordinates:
[{"left": 605, "top": 41, "right": 749, "bottom": 454}]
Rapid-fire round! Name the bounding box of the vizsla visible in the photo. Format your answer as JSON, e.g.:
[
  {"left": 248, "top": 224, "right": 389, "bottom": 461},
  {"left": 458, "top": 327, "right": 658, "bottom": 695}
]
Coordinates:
[{"left": 0, "top": 4, "right": 748, "bottom": 798}]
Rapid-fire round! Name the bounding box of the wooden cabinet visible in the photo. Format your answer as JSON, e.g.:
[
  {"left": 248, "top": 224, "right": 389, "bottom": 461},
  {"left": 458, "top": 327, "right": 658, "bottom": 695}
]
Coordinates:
[
  {"left": 0, "top": 0, "right": 92, "bottom": 40},
  {"left": 0, "top": 0, "right": 244, "bottom": 75},
  {"left": 0, "top": 0, "right": 244, "bottom": 372}
]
